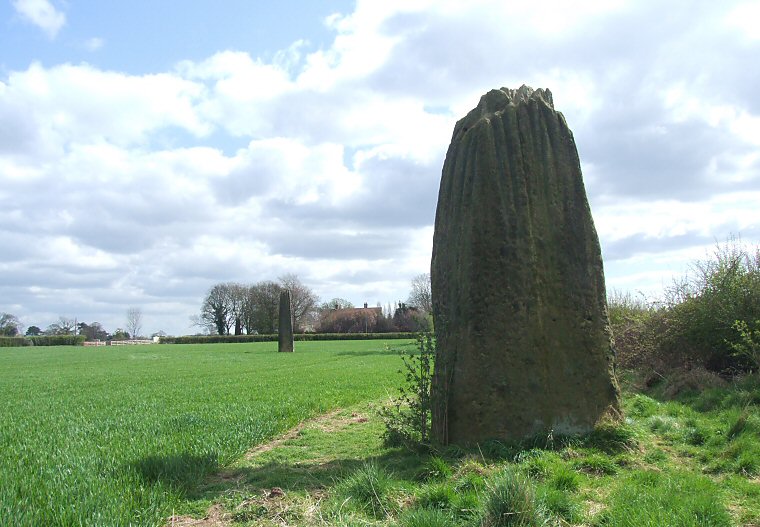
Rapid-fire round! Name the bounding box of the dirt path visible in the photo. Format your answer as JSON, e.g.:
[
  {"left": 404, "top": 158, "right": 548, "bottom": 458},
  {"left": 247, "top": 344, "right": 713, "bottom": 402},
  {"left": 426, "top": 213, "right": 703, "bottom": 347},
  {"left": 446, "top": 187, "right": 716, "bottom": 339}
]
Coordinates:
[
  {"left": 166, "top": 407, "right": 366, "bottom": 527},
  {"left": 244, "top": 408, "right": 344, "bottom": 460}
]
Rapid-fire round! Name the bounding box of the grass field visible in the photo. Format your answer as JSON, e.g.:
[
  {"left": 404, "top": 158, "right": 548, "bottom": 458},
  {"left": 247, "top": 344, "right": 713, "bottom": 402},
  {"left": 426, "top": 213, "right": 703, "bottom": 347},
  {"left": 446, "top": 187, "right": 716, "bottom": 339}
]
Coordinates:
[
  {"left": 3, "top": 341, "right": 760, "bottom": 526},
  {"left": 0, "top": 340, "right": 412, "bottom": 526}
]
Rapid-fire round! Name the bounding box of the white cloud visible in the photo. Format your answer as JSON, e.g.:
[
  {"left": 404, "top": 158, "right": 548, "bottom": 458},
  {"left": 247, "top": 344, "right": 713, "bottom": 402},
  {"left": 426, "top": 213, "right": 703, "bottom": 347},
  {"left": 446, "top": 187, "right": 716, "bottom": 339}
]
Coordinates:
[
  {"left": 12, "top": 0, "right": 66, "bottom": 39},
  {"left": 1, "top": 0, "right": 759, "bottom": 335},
  {"left": 224, "top": 138, "right": 360, "bottom": 206},
  {"left": 1, "top": 62, "right": 210, "bottom": 154},
  {"left": 725, "top": 1, "right": 760, "bottom": 41},
  {"left": 84, "top": 37, "right": 104, "bottom": 51}
]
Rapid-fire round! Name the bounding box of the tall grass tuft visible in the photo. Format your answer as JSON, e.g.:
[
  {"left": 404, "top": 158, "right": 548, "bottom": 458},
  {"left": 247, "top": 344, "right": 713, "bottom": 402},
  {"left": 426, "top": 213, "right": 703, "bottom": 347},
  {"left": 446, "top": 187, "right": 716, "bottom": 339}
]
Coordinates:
[
  {"left": 480, "top": 468, "right": 549, "bottom": 527},
  {"left": 419, "top": 456, "right": 453, "bottom": 481},
  {"left": 415, "top": 483, "right": 457, "bottom": 510},
  {"left": 332, "top": 462, "right": 396, "bottom": 519},
  {"left": 585, "top": 420, "right": 639, "bottom": 453}
]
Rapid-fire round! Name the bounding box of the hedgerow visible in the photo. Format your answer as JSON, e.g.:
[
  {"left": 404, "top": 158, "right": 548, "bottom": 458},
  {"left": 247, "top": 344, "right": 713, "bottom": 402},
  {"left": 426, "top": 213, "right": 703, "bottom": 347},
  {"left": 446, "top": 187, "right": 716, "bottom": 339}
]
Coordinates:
[
  {"left": 610, "top": 236, "right": 760, "bottom": 375},
  {"left": 0, "top": 337, "right": 31, "bottom": 347},
  {"left": 0, "top": 335, "right": 85, "bottom": 347},
  {"left": 160, "top": 332, "right": 414, "bottom": 344},
  {"left": 28, "top": 335, "right": 87, "bottom": 346}
]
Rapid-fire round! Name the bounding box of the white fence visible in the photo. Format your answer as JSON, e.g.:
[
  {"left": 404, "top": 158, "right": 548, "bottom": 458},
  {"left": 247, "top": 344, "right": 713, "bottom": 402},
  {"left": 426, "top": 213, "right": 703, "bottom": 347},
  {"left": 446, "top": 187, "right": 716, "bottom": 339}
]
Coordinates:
[{"left": 84, "top": 339, "right": 155, "bottom": 346}]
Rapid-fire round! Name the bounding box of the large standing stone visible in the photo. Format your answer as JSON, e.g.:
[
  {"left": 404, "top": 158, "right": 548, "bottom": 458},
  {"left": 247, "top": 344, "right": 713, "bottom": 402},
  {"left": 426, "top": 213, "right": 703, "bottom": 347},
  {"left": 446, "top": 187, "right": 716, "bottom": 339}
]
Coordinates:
[
  {"left": 278, "top": 289, "right": 294, "bottom": 353},
  {"left": 431, "top": 85, "right": 620, "bottom": 445}
]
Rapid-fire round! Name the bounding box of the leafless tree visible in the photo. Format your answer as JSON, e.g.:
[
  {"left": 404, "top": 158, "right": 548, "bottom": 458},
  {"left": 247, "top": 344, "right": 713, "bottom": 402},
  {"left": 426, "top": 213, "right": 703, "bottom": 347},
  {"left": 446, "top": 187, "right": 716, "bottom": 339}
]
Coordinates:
[
  {"left": 189, "top": 314, "right": 214, "bottom": 335},
  {"left": 46, "top": 316, "right": 76, "bottom": 335},
  {"left": 126, "top": 307, "right": 143, "bottom": 340},
  {"left": 279, "top": 273, "right": 319, "bottom": 332},
  {"left": 228, "top": 282, "right": 247, "bottom": 335},
  {"left": 0, "top": 313, "right": 21, "bottom": 336},
  {"left": 320, "top": 298, "right": 354, "bottom": 311},
  {"left": 407, "top": 273, "right": 432, "bottom": 314}
]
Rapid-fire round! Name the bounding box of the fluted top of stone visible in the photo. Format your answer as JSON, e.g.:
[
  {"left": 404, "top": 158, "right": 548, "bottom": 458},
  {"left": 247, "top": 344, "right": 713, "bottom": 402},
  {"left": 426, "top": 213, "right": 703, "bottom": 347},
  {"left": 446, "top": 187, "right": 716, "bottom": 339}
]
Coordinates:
[{"left": 455, "top": 85, "right": 555, "bottom": 136}]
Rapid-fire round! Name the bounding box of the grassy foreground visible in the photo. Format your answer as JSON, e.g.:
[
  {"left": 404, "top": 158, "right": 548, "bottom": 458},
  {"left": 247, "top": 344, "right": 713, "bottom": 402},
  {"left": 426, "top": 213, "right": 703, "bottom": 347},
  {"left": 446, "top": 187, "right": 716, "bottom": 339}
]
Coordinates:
[
  {"left": 187, "top": 373, "right": 760, "bottom": 527},
  {"left": 0, "top": 340, "right": 412, "bottom": 526}
]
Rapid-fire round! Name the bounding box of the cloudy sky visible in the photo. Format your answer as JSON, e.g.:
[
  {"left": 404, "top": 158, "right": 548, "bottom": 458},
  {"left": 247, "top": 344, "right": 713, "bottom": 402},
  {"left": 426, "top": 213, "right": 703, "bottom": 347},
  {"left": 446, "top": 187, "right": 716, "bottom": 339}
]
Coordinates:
[{"left": 1, "top": 0, "right": 758, "bottom": 336}]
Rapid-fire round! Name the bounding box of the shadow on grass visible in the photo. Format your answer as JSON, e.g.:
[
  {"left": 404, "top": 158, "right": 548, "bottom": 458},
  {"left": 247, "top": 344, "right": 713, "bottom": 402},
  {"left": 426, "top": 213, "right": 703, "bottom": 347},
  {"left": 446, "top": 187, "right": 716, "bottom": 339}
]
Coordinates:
[
  {"left": 334, "top": 341, "right": 419, "bottom": 358},
  {"left": 132, "top": 452, "right": 220, "bottom": 496},
  {"left": 334, "top": 350, "right": 399, "bottom": 357},
  {"left": 197, "top": 448, "right": 426, "bottom": 498},
  {"left": 193, "top": 425, "right": 642, "bottom": 500}
]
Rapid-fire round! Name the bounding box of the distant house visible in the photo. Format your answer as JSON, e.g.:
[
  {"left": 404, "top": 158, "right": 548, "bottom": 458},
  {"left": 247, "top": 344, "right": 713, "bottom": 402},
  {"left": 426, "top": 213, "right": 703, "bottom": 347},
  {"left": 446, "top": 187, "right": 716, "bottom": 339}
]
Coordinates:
[{"left": 318, "top": 303, "right": 383, "bottom": 333}]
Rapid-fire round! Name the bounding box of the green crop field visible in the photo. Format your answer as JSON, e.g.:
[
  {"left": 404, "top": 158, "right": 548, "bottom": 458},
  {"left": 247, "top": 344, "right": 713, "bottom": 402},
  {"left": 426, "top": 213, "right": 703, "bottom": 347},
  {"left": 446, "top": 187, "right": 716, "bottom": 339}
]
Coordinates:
[{"left": 0, "top": 340, "right": 412, "bottom": 526}]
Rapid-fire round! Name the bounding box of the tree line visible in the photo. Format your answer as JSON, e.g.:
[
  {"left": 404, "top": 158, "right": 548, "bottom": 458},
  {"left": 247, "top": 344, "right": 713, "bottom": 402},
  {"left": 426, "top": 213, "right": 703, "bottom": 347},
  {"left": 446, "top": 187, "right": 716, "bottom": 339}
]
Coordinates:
[
  {"left": 0, "top": 308, "right": 146, "bottom": 341},
  {"left": 197, "top": 273, "right": 433, "bottom": 335},
  {"left": 2, "top": 273, "right": 433, "bottom": 340},
  {"left": 195, "top": 274, "right": 319, "bottom": 335}
]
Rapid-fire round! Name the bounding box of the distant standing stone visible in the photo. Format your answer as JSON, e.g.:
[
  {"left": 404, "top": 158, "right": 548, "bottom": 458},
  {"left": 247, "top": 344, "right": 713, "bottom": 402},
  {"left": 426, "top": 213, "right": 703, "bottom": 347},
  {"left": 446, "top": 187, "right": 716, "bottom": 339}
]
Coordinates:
[
  {"left": 431, "top": 85, "right": 620, "bottom": 445},
  {"left": 278, "top": 289, "right": 294, "bottom": 353}
]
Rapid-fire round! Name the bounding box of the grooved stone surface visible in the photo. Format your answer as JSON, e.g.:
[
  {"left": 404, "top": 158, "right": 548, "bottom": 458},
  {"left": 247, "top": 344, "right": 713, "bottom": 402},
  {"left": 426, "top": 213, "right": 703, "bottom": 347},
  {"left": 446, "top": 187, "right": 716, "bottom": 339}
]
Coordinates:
[
  {"left": 431, "top": 85, "right": 620, "bottom": 445},
  {"left": 278, "top": 290, "right": 294, "bottom": 353}
]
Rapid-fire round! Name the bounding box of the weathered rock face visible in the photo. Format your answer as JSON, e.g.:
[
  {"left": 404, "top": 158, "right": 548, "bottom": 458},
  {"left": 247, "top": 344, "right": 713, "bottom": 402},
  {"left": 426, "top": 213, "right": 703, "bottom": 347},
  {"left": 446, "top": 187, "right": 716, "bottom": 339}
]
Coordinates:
[
  {"left": 431, "top": 85, "right": 620, "bottom": 445},
  {"left": 278, "top": 289, "right": 294, "bottom": 353}
]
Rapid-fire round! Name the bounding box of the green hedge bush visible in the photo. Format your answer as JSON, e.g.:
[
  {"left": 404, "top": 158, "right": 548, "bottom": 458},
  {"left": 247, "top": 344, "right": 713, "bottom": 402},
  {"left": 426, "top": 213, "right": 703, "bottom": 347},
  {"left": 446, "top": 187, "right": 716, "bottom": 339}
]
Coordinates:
[
  {"left": 28, "top": 335, "right": 86, "bottom": 346},
  {"left": 610, "top": 237, "right": 760, "bottom": 374},
  {"left": 0, "top": 337, "right": 32, "bottom": 347},
  {"left": 0, "top": 335, "right": 86, "bottom": 347},
  {"left": 660, "top": 238, "right": 760, "bottom": 373},
  {"left": 161, "top": 332, "right": 414, "bottom": 344}
]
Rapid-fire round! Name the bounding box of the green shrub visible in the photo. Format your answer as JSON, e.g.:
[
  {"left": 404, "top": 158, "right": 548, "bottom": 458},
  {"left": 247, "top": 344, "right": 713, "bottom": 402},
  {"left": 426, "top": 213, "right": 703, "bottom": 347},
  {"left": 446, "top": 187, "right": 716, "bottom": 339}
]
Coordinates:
[
  {"left": 27, "top": 335, "right": 86, "bottom": 346},
  {"left": 607, "top": 290, "right": 659, "bottom": 368},
  {"left": 480, "top": 468, "right": 549, "bottom": 527},
  {"left": 728, "top": 319, "right": 760, "bottom": 370},
  {"left": 659, "top": 237, "right": 760, "bottom": 373},
  {"left": 0, "top": 335, "right": 86, "bottom": 347},
  {"left": 378, "top": 333, "right": 435, "bottom": 449},
  {"left": 0, "top": 337, "right": 31, "bottom": 347},
  {"left": 613, "top": 237, "right": 760, "bottom": 374}
]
